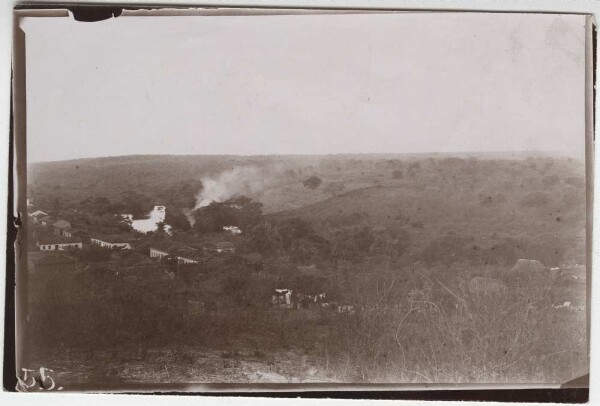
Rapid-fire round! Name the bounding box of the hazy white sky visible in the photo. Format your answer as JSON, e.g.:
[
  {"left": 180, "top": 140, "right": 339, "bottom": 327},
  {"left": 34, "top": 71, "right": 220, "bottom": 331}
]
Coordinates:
[{"left": 22, "top": 12, "right": 586, "bottom": 163}]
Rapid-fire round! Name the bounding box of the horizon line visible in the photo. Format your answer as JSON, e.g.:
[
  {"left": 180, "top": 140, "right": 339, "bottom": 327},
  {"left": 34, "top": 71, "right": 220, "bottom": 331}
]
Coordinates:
[{"left": 28, "top": 149, "right": 582, "bottom": 165}]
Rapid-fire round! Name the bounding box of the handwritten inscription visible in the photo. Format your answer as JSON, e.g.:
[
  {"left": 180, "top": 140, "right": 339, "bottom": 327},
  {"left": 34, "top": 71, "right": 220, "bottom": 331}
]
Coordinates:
[{"left": 16, "top": 367, "right": 63, "bottom": 392}]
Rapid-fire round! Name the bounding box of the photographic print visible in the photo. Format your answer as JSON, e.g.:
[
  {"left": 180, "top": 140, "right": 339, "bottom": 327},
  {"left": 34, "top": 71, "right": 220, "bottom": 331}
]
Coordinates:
[{"left": 13, "top": 9, "right": 591, "bottom": 391}]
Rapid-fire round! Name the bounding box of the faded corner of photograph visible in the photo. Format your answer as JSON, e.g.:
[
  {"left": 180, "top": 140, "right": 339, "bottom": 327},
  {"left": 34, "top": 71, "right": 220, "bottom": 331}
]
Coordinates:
[{"left": 16, "top": 10, "right": 589, "bottom": 391}]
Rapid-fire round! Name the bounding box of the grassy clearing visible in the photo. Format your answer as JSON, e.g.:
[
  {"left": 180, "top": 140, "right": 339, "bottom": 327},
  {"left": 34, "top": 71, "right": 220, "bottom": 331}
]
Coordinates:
[{"left": 25, "top": 264, "right": 586, "bottom": 386}]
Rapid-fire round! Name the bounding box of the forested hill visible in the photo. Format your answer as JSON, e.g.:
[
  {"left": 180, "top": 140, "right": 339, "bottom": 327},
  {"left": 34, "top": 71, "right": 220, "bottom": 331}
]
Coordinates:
[{"left": 28, "top": 153, "right": 586, "bottom": 267}]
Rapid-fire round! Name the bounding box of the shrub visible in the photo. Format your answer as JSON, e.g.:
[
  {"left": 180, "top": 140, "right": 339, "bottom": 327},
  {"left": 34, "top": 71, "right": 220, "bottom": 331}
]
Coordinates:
[
  {"left": 303, "top": 176, "right": 323, "bottom": 189},
  {"left": 323, "top": 270, "right": 585, "bottom": 384}
]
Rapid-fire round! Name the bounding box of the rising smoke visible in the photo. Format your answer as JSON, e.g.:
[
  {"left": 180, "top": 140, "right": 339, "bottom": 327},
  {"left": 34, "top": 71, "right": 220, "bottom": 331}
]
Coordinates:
[{"left": 194, "top": 166, "right": 281, "bottom": 209}]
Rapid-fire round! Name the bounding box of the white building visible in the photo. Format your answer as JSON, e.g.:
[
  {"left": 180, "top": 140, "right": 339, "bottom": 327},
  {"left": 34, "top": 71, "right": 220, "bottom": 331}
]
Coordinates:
[
  {"left": 149, "top": 247, "right": 199, "bottom": 264},
  {"left": 150, "top": 247, "right": 169, "bottom": 260},
  {"left": 36, "top": 238, "right": 83, "bottom": 252},
  {"left": 90, "top": 235, "right": 132, "bottom": 250},
  {"left": 272, "top": 289, "right": 293, "bottom": 308},
  {"left": 29, "top": 209, "right": 48, "bottom": 218},
  {"left": 176, "top": 256, "right": 198, "bottom": 264},
  {"left": 223, "top": 226, "right": 242, "bottom": 235}
]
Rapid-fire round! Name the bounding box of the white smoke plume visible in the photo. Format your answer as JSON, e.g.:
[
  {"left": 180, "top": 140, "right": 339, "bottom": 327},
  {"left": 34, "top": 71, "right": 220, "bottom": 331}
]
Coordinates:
[{"left": 194, "top": 166, "right": 280, "bottom": 209}]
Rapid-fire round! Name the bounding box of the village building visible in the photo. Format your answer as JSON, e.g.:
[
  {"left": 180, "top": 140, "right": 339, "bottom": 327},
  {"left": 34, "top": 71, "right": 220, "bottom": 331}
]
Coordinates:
[
  {"left": 175, "top": 253, "right": 199, "bottom": 264},
  {"left": 171, "top": 245, "right": 200, "bottom": 264},
  {"left": 149, "top": 244, "right": 200, "bottom": 264},
  {"left": 36, "top": 235, "right": 83, "bottom": 251},
  {"left": 52, "top": 219, "right": 71, "bottom": 236},
  {"left": 28, "top": 210, "right": 48, "bottom": 223},
  {"left": 90, "top": 234, "right": 133, "bottom": 250},
  {"left": 149, "top": 247, "right": 170, "bottom": 260},
  {"left": 272, "top": 288, "right": 293, "bottom": 308},
  {"left": 38, "top": 215, "right": 54, "bottom": 227},
  {"left": 223, "top": 226, "right": 242, "bottom": 235},
  {"left": 62, "top": 228, "right": 87, "bottom": 240}
]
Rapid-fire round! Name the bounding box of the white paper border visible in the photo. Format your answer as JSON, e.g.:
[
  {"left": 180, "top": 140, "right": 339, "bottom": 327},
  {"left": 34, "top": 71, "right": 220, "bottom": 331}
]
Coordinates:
[{"left": 1, "top": 1, "right": 598, "bottom": 405}]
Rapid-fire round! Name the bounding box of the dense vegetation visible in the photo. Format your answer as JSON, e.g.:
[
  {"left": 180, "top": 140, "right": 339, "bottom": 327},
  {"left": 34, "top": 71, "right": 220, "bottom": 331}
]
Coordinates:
[{"left": 24, "top": 153, "right": 587, "bottom": 385}]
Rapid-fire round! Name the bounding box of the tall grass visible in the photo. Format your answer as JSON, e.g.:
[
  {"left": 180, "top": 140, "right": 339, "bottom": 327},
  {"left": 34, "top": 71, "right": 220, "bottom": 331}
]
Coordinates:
[
  {"left": 26, "top": 261, "right": 586, "bottom": 384},
  {"left": 322, "top": 269, "right": 587, "bottom": 383}
]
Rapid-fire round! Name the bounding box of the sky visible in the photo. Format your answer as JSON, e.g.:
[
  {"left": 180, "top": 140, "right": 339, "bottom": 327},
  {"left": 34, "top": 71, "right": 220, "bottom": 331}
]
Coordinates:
[{"left": 22, "top": 12, "right": 586, "bottom": 163}]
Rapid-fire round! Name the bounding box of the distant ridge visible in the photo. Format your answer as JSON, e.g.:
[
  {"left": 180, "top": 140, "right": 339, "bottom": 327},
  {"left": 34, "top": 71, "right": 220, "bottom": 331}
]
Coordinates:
[{"left": 28, "top": 150, "right": 578, "bottom": 166}]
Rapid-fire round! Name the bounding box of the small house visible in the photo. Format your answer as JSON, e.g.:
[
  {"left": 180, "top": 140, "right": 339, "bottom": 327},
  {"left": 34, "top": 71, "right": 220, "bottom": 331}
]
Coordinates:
[
  {"left": 62, "top": 228, "right": 87, "bottom": 240},
  {"left": 90, "top": 234, "right": 133, "bottom": 250},
  {"left": 296, "top": 292, "right": 327, "bottom": 308},
  {"left": 52, "top": 219, "right": 72, "bottom": 236},
  {"left": 223, "top": 226, "right": 242, "bottom": 235},
  {"left": 171, "top": 245, "right": 201, "bottom": 264},
  {"left": 272, "top": 288, "right": 293, "bottom": 308},
  {"left": 29, "top": 210, "right": 48, "bottom": 222},
  {"left": 150, "top": 244, "right": 200, "bottom": 264},
  {"left": 150, "top": 247, "right": 170, "bottom": 260},
  {"left": 38, "top": 215, "right": 54, "bottom": 227},
  {"left": 36, "top": 235, "right": 83, "bottom": 251}
]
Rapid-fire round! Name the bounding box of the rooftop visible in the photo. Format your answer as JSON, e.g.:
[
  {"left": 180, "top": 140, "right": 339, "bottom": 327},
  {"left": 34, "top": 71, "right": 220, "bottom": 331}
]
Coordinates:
[
  {"left": 150, "top": 243, "right": 201, "bottom": 259},
  {"left": 37, "top": 234, "right": 82, "bottom": 245},
  {"left": 52, "top": 219, "right": 71, "bottom": 229},
  {"left": 91, "top": 234, "right": 135, "bottom": 243}
]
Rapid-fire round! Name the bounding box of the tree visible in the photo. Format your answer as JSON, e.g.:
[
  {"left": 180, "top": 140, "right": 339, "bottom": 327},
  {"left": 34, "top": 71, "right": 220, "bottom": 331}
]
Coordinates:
[
  {"left": 94, "top": 213, "right": 132, "bottom": 233},
  {"left": 73, "top": 245, "right": 112, "bottom": 263},
  {"left": 165, "top": 208, "right": 192, "bottom": 232},
  {"left": 277, "top": 218, "right": 317, "bottom": 248},
  {"left": 392, "top": 170, "right": 403, "bottom": 180},
  {"left": 51, "top": 196, "right": 63, "bottom": 211},
  {"left": 247, "top": 221, "right": 283, "bottom": 255},
  {"left": 303, "top": 176, "right": 322, "bottom": 189},
  {"left": 331, "top": 226, "right": 374, "bottom": 261},
  {"left": 192, "top": 196, "right": 263, "bottom": 233},
  {"left": 407, "top": 162, "right": 421, "bottom": 179},
  {"left": 122, "top": 191, "right": 153, "bottom": 218}
]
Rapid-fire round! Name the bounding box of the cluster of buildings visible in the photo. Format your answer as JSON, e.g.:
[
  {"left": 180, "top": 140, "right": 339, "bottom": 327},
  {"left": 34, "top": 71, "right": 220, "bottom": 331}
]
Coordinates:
[
  {"left": 27, "top": 203, "right": 340, "bottom": 313},
  {"left": 28, "top": 206, "right": 237, "bottom": 266},
  {"left": 29, "top": 210, "right": 134, "bottom": 252},
  {"left": 270, "top": 288, "right": 353, "bottom": 314}
]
